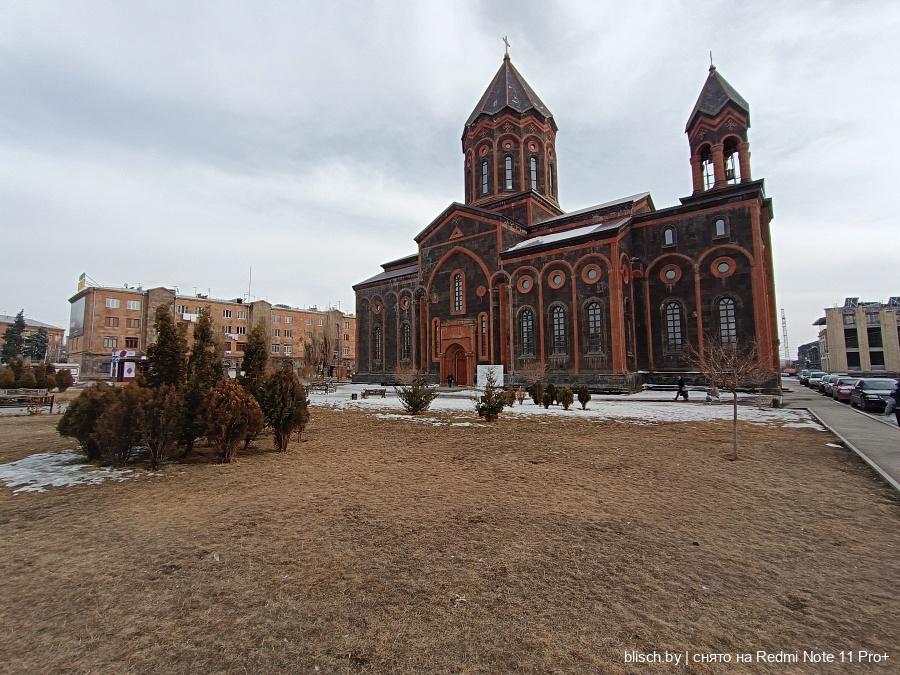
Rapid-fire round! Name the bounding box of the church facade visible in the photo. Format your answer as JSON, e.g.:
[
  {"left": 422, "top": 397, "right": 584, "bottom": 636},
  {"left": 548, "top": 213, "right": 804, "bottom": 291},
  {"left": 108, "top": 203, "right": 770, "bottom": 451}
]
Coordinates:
[{"left": 353, "top": 53, "right": 777, "bottom": 388}]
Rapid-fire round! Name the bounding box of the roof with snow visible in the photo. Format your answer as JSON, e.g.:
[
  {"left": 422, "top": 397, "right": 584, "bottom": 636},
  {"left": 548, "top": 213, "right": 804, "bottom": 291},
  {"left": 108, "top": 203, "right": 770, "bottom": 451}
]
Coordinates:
[
  {"left": 504, "top": 217, "right": 630, "bottom": 254},
  {"left": 0, "top": 314, "right": 63, "bottom": 330}
]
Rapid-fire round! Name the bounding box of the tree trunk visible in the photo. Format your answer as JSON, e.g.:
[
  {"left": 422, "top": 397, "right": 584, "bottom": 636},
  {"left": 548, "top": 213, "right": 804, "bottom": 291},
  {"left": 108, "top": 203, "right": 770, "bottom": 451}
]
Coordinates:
[{"left": 731, "top": 390, "right": 739, "bottom": 460}]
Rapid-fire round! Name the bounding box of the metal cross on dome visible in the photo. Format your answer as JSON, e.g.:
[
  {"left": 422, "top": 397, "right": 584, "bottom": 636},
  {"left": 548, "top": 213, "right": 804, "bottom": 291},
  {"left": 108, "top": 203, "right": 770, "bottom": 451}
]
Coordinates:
[{"left": 503, "top": 36, "right": 510, "bottom": 56}]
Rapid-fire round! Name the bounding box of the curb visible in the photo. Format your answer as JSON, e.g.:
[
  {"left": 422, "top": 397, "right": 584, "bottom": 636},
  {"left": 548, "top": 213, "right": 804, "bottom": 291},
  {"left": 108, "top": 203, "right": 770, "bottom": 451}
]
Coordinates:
[
  {"left": 803, "top": 407, "right": 900, "bottom": 494},
  {"left": 846, "top": 403, "right": 900, "bottom": 431}
]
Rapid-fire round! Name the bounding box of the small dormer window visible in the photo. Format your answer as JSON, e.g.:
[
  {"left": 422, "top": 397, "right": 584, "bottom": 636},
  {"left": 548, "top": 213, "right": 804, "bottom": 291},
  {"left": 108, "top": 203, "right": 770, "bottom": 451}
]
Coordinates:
[
  {"left": 663, "top": 227, "right": 675, "bottom": 247},
  {"left": 481, "top": 160, "right": 489, "bottom": 195},
  {"left": 504, "top": 155, "right": 513, "bottom": 190}
]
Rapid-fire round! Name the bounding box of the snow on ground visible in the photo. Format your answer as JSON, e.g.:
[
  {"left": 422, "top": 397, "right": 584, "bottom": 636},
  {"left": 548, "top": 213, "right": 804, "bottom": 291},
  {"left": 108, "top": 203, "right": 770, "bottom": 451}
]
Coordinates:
[
  {"left": 310, "top": 384, "right": 817, "bottom": 427},
  {"left": 373, "top": 413, "right": 484, "bottom": 428},
  {"left": 0, "top": 451, "right": 134, "bottom": 494}
]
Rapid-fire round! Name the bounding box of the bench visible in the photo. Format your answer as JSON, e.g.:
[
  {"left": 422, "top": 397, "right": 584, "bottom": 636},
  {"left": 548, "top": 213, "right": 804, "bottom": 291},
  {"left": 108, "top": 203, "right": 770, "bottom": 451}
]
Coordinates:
[
  {"left": 361, "top": 388, "right": 387, "bottom": 399},
  {"left": 308, "top": 381, "right": 336, "bottom": 394},
  {"left": 0, "top": 394, "right": 55, "bottom": 414}
]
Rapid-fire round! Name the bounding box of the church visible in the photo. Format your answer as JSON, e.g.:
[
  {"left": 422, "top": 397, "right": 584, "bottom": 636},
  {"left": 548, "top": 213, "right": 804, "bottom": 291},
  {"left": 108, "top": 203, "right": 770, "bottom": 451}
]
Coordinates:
[{"left": 353, "top": 50, "right": 778, "bottom": 388}]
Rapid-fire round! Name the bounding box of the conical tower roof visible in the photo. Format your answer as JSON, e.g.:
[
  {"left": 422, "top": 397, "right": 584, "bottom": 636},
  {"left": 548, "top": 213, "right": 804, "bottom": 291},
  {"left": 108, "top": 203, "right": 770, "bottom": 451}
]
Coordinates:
[
  {"left": 465, "top": 54, "right": 554, "bottom": 128},
  {"left": 685, "top": 65, "right": 749, "bottom": 131}
]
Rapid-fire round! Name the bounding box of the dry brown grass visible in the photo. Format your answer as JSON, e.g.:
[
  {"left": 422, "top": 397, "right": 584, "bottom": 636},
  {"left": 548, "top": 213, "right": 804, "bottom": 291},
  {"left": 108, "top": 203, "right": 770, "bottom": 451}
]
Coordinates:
[{"left": 0, "top": 407, "right": 898, "bottom": 673}]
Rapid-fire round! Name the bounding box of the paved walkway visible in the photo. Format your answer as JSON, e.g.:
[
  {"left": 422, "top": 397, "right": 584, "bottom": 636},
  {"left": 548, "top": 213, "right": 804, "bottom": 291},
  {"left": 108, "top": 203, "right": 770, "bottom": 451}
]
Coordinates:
[{"left": 782, "top": 384, "right": 900, "bottom": 492}]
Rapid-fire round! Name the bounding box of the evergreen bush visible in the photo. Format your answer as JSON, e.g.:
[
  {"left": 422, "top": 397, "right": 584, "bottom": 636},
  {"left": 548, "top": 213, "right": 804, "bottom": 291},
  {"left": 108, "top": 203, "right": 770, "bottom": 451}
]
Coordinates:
[
  {"left": 395, "top": 373, "right": 439, "bottom": 415},
  {"left": 542, "top": 391, "right": 553, "bottom": 409},
  {"left": 93, "top": 384, "right": 146, "bottom": 467},
  {"left": 577, "top": 384, "right": 591, "bottom": 410},
  {"left": 57, "top": 383, "right": 116, "bottom": 461},
  {"left": 475, "top": 368, "right": 506, "bottom": 422},
  {"left": 17, "top": 369, "right": 36, "bottom": 389},
  {"left": 260, "top": 366, "right": 311, "bottom": 450},
  {"left": 0, "top": 368, "right": 14, "bottom": 389},
  {"left": 559, "top": 386, "right": 574, "bottom": 410},
  {"left": 202, "top": 380, "right": 263, "bottom": 463},
  {"left": 546, "top": 382, "right": 557, "bottom": 405},
  {"left": 55, "top": 369, "right": 74, "bottom": 392},
  {"left": 530, "top": 381, "right": 544, "bottom": 406},
  {"left": 140, "top": 384, "right": 182, "bottom": 470}
]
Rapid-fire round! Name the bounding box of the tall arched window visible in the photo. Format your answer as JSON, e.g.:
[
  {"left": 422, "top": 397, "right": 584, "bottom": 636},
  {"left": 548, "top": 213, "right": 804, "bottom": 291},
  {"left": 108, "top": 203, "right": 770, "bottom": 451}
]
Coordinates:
[
  {"left": 373, "top": 325, "right": 383, "bottom": 362},
  {"left": 479, "top": 313, "right": 488, "bottom": 358},
  {"left": 453, "top": 273, "right": 463, "bottom": 313},
  {"left": 504, "top": 155, "right": 513, "bottom": 190},
  {"left": 586, "top": 302, "right": 603, "bottom": 353},
  {"left": 663, "top": 227, "right": 675, "bottom": 246},
  {"left": 549, "top": 163, "right": 556, "bottom": 195},
  {"left": 664, "top": 302, "right": 683, "bottom": 352},
  {"left": 481, "top": 160, "right": 489, "bottom": 195},
  {"left": 724, "top": 138, "right": 741, "bottom": 184},
  {"left": 432, "top": 319, "right": 440, "bottom": 360},
  {"left": 519, "top": 308, "right": 535, "bottom": 357},
  {"left": 551, "top": 306, "right": 567, "bottom": 354},
  {"left": 400, "top": 322, "right": 411, "bottom": 361},
  {"left": 529, "top": 157, "right": 537, "bottom": 190},
  {"left": 700, "top": 145, "right": 714, "bottom": 191},
  {"left": 718, "top": 297, "right": 737, "bottom": 345}
]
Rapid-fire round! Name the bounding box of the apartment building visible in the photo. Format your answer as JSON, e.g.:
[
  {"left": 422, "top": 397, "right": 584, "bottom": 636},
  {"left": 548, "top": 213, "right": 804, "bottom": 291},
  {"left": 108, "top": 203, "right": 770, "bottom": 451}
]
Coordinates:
[
  {"left": 0, "top": 313, "right": 66, "bottom": 362},
  {"left": 815, "top": 297, "right": 900, "bottom": 376},
  {"left": 68, "top": 282, "right": 356, "bottom": 381}
]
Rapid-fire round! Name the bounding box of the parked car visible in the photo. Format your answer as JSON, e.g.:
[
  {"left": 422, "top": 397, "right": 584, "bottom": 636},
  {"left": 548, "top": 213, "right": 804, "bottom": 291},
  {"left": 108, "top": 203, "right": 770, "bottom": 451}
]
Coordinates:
[
  {"left": 798, "top": 370, "right": 811, "bottom": 385},
  {"left": 820, "top": 374, "right": 846, "bottom": 396},
  {"left": 806, "top": 371, "right": 826, "bottom": 388},
  {"left": 832, "top": 377, "right": 860, "bottom": 403},
  {"left": 849, "top": 378, "right": 898, "bottom": 411}
]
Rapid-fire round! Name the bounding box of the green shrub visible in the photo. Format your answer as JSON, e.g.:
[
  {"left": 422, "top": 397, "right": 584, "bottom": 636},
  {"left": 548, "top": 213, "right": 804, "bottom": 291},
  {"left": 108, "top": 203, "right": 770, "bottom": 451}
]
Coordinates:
[
  {"left": 93, "top": 384, "right": 147, "bottom": 467},
  {"left": 55, "top": 369, "right": 74, "bottom": 392},
  {"left": 17, "top": 369, "right": 36, "bottom": 389},
  {"left": 559, "top": 387, "right": 574, "bottom": 410},
  {"left": 57, "top": 384, "right": 116, "bottom": 460},
  {"left": 530, "top": 381, "right": 544, "bottom": 406},
  {"left": 261, "top": 366, "right": 311, "bottom": 450},
  {"left": 577, "top": 384, "right": 591, "bottom": 410},
  {"left": 542, "top": 391, "right": 553, "bottom": 409},
  {"left": 202, "top": 380, "right": 263, "bottom": 463},
  {"left": 502, "top": 387, "right": 516, "bottom": 407},
  {"left": 546, "top": 382, "right": 557, "bottom": 405},
  {"left": 140, "top": 385, "right": 182, "bottom": 470},
  {"left": 0, "top": 368, "right": 14, "bottom": 389},
  {"left": 395, "top": 374, "right": 439, "bottom": 415},
  {"left": 475, "top": 369, "right": 506, "bottom": 422}
]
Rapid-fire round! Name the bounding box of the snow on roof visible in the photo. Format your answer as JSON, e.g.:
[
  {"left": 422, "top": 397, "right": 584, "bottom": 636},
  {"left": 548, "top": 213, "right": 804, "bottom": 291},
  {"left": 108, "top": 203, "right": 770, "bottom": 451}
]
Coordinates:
[
  {"left": 356, "top": 264, "right": 419, "bottom": 287},
  {"left": 535, "top": 193, "right": 650, "bottom": 225},
  {"left": 0, "top": 314, "right": 63, "bottom": 330},
  {"left": 505, "top": 217, "right": 629, "bottom": 253}
]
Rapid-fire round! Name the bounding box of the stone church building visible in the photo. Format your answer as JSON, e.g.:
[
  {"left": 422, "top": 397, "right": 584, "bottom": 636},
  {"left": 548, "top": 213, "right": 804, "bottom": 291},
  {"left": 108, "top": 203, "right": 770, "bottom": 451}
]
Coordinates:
[{"left": 353, "top": 53, "right": 777, "bottom": 387}]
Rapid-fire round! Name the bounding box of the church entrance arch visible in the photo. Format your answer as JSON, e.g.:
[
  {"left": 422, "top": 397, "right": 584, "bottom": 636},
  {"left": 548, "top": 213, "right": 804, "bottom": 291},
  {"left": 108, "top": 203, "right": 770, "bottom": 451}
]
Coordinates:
[{"left": 443, "top": 343, "right": 470, "bottom": 386}]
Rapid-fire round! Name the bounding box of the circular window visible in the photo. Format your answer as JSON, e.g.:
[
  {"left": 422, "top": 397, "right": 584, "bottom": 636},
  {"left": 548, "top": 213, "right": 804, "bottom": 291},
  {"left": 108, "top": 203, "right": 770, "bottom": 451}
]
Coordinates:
[
  {"left": 517, "top": 275, "right": 534, "bottom": 293},
  {"left": 503, "top": 141, "right": 512, "bottom": 150},
  {"left": 399, "top": 297, "right": 409, "bottom": 310},
  {"left": 476, "top": 285, "right": 486, "bottom": 298},
  {"left": 547, "top": 270, "right": 566, "bottom": 289},
  {"left": 528, "top": 141, "right": 537, "bottom": 152},
  {"left": 479, "top": 145, "right": 489, "bottom": 157},
  {"left": 710, "top": 256, "right": 737, "bottom": 278},
  {"left": 581, "top": 264, "right": 602, "bottom": 284}
]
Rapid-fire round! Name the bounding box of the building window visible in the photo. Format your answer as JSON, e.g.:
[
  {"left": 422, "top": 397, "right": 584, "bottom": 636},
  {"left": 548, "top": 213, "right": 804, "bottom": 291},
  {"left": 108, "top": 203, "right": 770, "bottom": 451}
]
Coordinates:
[
  {"left": 586, "top": 302, "right": 603, "bottom": 353},
  {"left": 663, "top": 227, "right": 675, "bottom": 247},
  {"left": 344, "top": 321, "right": 350, "bottom": 329},
  {"left": 271, "top": 344, "right": 280, "bottom": 353},
  {"left": 126, "top": 318, "right": 140, "bottom": 328},
  {"left": 237, "top": 310, "right": 247, "bottom": 319},
  {"left": 284, "top": 345, "right": 293, "bottom": 355},
  {"left": 400, "top": 323, "right": 411, "bottom": 361},
  {"left": 273, "top": 328, "right": 280, "bottom": 337},
  {"left": 520, "top": 308, "right": 535, "bottom": 356},
  {"left": 664, "top": 302, "right": 683, "bottom": 352},
  {"left": 223, "top": 309, "right": 232, "bottom": 318},
  {"left": 177, "top": 304, "right": 188, "bottom": 314},
  {"left": 504, "top": 155, "right": 513, "bottom": 190},
  {"left": 530, "top": 157, "right": 538, "bottom": 190},
  {"left": 273, "top": 315, "right": 281, "bottom": 323},
  {"left": 481, "top": 160, "right": 489, "bottom": 195},
  {"left": 718, "top": 297, "right": 737, "bottom": 345},
  {"left": 104, "top": 316, "right": 119, "bottom": 327},
  {"left": 700, "top": 145, "right": 714, "bottom": 190},
  {"left": 453, "top": 273, "right": 463, "bottom": 313},
  {"left": 284, "top": 329, "right": 292, "bottom": 338},
  {"left": 284, "top": 316, "right": 292, "bottom": 324},
  {"left": 223, "top": 342, "right": 231, "bottom": 352},
  {"left": 551, "top": 306, "right": 567, "bottom": 354},
  {"left": 126, "top": 300, "right": 141, "bottom": 311},
  {"left": 714, "top": 218, "right": 728, "bottom": 237},
  {"left": 103, "top": 336, "right": 117, "bottom": 349},
  {"left": 105, "top": 298, "right": 120, "bottom": 309},
  {"left": 343, "top": 346, "right": 350, "bottom": 356},
  {"left": 236, "top": 326, "right": 246, "bottom": 335},
  {"left": 373, "top": 326, "right": 383, "bottom": 362},
  {"left": 318, "top": 319, "right": 324, "bottom": 326},
  {"left": 125, "top": 337, "right": 138, "bottom": 349},
  {"left": 479, "top": 313, "right": 488, "bottom": 358},
  {"left": 549, "top": 163, "right": 555, "bottom": 195}
]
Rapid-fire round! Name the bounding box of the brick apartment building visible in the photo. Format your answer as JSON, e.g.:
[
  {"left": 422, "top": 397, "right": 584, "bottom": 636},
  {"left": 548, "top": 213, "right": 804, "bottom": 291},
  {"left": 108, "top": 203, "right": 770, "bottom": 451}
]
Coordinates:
[
  {"left": 0, "top": 313, "right": 66, "bottom": 362},
  {"left": 67, "top": 282, "right": 356, "bottom": 381},
  {"left": 814, "top": 297, "right": 900, "bottom": 376}
]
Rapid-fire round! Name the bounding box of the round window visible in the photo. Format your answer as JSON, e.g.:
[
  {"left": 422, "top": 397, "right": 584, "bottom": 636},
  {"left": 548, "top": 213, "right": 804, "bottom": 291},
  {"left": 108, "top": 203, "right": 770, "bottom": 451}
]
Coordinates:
[
  {"left": 553, "top": 274, "right": 562, "bottom": 285},
  {"left": 522, "top": 279, "right": 530, "bottom": 289},
  {"left": 517, "top": 275, "right": 534, "bottom": 293},
  {"left": 665, "top": 269, "right": 677, "bottom": 281},
  {"left": 587, "top": 269, "right": 597, "bottom": 280},
  {"left": 658, "top": 264, "right": 682, "bottom": 284},
  {"left": 547, "top": 271, "right": 566, "bottom": 289},
  {"left": 710, "top": 256, "right": 737, "bottom": 278},
  {"left": 717, "top": 262, "right": 730, "bottom": 274},
  {"left": 581, "top": 264, "right": 603, "bottom": 284}
]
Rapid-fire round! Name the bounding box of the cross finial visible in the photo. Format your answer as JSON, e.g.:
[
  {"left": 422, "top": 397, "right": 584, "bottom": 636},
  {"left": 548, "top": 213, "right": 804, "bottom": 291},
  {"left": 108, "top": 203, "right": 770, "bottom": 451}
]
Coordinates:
[
  {"left": 709, "top": 50, "right": 715, "bottom": 71},
  {"left": 503, "top": 35, "right": 510, "bottom": 59}
]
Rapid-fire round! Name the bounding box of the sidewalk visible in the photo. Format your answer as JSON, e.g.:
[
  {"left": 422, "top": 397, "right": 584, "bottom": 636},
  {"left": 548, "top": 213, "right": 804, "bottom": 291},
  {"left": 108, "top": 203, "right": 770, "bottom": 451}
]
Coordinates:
[{"left": 782, "top": 386, "right": 900, "bottom": 492}]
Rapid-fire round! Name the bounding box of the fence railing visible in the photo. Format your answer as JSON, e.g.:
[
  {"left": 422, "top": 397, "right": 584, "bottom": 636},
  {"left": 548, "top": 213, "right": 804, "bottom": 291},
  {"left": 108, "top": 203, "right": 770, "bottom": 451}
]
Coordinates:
[{"left": 0, "top": 388, "right": 49, "bottom": 397}]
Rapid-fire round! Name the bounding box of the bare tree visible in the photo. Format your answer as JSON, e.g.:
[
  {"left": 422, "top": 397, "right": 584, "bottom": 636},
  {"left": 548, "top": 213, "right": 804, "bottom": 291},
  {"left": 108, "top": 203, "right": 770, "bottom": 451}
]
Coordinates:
[
  {"left": 685, "top": 337, "right": 771, "bottom": 461},
  {"left": 517, "top": 358, "right": 547, "bottom": 387}
]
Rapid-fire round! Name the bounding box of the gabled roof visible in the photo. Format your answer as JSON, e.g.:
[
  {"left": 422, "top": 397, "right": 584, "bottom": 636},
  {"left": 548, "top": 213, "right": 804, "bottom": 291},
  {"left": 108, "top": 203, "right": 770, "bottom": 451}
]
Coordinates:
[
  {"left": 413, "top": 202, "right": 526, "bottom": 244},
  {"left": 0, "top": 314, "right": 63, "bottom": 330},
  {"left": 503, "top": 217, "right": 630, "bottom": 255},
  {"left": 686, "top": 65, "right": 750, "bottom": 131},
  {"left": 353, "top": 264, "right": 419, "bottom": 289},
  {"left": 533, "top": 192, "right": 652, "bottom": 227},
  {"left": 465, "top": 55, "right": 554, "bottom": 128}
]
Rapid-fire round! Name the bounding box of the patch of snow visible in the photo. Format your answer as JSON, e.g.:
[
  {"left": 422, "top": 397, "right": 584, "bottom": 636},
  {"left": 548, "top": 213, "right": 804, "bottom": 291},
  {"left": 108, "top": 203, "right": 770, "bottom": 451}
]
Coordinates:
[
  {"left": 826, "top": 442, "right": 843, "bottom": 448},
  {"left": 0, "top": 450, "right": 134, "bottom": 494},
  {"left": 782, "top": 421, "right": 826, "bottom": 431},
  {"left": 372, "top": 413, "right": 484, "bottom": 428}
]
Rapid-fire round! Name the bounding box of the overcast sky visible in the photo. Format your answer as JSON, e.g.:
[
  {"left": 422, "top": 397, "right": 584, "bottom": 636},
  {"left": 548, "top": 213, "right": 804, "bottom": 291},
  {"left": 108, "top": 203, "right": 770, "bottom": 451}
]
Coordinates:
[{"left": 1, "top": 1, "right": 898, "bottom": 352}]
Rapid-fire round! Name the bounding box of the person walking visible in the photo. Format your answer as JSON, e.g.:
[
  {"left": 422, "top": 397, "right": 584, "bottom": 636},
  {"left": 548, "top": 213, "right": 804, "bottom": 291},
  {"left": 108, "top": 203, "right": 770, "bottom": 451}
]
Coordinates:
[
  {"left": 674, "top": 377, "right": 688, "bottom": 401},
  {"left": 889, "top": 380, "right": 900, "bottom": 427},
  {"left": 447, "top": 373, "right": 454, "bottom": 389}
]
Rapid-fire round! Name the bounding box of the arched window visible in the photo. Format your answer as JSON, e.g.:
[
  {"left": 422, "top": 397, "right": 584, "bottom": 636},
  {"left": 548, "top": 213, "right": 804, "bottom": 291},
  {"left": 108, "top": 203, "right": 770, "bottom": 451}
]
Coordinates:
[
  {"left": 373, "top": 325, "right": 382, "bottom": 362},
  {"left": 724, "top": 138, "right": 741, "bottom": 184},
  {"left": 479, "top": 313, "right": 488, "bottom": 358},
  {"left": 400, "top": 322, "right": 411, "bottom": 361},
  {"left": 549, "top": 163, "right": 556, "bottom": 195},
  {"left": 529, "top": 157, "right": 537, "bottom": 190},
  {"left": 481, "top": 160, "right": 489, "bottom": 195},
  {"left": 663, "top": 227, "right": 675, "bottom": 247},
  {"left": 700, "top": 145, "right": 714, "bottom": 191},
  {"left": 718, "top": 297, "right": 737, "bottom": 345},
  {"left": 715, "top": 217, "right": 727, "bottom": 237},
  {"left": 551, "top": 306, "right": 567, "bottom": 354},
  {"left": 586, "top": 302, "right": 603, "bottom": 353},
  {"left": 504, "top": 155, "right": 513, "bottom": 190},
  {"left": 453, "top": 273, "right": 463, "bottom": 313},
  {"left": 519, "top": 308, "right": 535, "bottom": 357},
  {"left": 432, "top": 319, "right": 440, "bottom": 360},
  {"left": 664, "top": 302, "right": 683, "bottom": 352}
]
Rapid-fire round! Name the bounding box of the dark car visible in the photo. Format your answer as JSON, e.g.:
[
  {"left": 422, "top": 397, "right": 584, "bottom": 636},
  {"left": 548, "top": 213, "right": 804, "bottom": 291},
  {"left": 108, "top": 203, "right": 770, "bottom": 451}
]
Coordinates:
[
  {"left": 832, "top": 377, "right": 860, "bottom": 403},
  {"left": 849, "top": 378, "right": 898, "bottom": 411}
]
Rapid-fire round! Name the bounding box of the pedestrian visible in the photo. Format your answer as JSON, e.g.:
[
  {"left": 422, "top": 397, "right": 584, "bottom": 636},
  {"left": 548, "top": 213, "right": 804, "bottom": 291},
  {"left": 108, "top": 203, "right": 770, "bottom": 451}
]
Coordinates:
[
  {"left": 706, "top": 384, "right": 720, "bottom": 404},
  {"left": 674, "top": 377, "right": 688, "bottom": 401},
  {"left": 447, "top": 374, "right": 454, "bottom": 389},
  {"left": 889, "top": 380, "right": 900, "bottom": 426}
]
